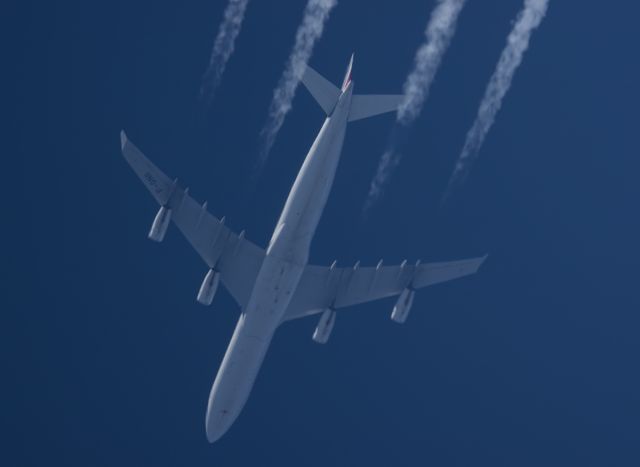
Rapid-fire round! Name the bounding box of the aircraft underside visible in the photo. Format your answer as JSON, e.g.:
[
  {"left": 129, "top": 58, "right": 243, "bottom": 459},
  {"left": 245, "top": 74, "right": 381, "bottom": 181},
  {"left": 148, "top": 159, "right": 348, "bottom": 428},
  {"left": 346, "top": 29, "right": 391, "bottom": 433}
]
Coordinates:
[{"left": 120, "top": 56, "right": 487, "bottom": 442}]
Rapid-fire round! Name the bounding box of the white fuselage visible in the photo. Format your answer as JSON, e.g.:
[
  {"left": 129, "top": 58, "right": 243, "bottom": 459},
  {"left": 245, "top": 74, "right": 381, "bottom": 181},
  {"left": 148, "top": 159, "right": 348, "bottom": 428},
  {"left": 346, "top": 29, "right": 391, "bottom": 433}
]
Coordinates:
[{"left": 205, "top": 83, "right": 353, "bottom": 442}]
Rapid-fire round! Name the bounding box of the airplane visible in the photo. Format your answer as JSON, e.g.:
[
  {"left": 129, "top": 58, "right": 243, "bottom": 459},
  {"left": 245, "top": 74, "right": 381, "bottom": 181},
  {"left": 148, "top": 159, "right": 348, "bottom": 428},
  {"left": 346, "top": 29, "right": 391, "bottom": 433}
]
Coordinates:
[{"left": 120, "top": 54, "right": 487, "bottom": 443}]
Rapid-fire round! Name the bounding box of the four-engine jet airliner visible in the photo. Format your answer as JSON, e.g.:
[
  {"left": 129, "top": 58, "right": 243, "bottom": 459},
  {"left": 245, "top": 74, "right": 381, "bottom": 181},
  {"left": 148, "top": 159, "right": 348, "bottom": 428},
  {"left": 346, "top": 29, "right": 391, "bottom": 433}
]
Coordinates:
[{"left": 120, "top": 55, "right": 487, "bottom": 443}]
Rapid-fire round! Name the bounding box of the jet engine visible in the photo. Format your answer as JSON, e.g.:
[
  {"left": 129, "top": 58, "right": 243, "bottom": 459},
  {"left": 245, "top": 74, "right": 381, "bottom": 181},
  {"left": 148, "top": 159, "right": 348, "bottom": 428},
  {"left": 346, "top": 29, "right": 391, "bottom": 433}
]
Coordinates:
[
  {"left": 312, "top": 308, "right": 336, "bottom": 344},
  {"left": 197, "top": 269, "right": 220, "bottom": 306},
  {"left": 391, "top": 288, "right": 415, "bottom": 324},
  {"left": 148, "top": 206, "right": 171, "bottom": 242}
]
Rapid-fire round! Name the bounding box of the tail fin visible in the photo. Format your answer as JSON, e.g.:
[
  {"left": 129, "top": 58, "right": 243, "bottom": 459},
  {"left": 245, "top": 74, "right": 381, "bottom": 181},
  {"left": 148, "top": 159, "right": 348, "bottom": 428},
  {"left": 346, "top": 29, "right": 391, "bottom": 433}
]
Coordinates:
[
  {"left": 301, "top": 54, "right": 404, "bottom": 121},
  {"left": 341, "top": 53, "right": 354, "bottom": 91}
]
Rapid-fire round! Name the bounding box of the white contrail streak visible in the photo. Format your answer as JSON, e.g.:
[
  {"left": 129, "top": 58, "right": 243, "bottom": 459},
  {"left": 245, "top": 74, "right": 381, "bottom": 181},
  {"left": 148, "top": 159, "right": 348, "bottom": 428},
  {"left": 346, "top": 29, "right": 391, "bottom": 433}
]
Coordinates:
[
  {"left": 364, "top": 0, "right": 466, "bottom": 214},
  {"left": 398, "top": 0, "right": 467, "bottom": 124},
  {"left": 256, "top": 0, "right": 337, "bottom": 171},
  {"left": 363, "top": 147, "right": 402, "bottom": 214},
  {"left": 200, "top": 0, "right": 250, "bottom": 104},
  {"left": 442, "top": 0, "right": 550, "bottom": 203}
]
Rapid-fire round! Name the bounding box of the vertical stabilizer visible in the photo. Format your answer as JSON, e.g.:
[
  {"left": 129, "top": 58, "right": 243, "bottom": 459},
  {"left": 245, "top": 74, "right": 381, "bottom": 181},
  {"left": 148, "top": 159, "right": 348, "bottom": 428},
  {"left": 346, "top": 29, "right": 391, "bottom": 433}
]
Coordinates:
[
  {"left": 301, "top": 53, "right": 404, "bottom": 121},
  {"left": 341, "top": 53, "right": 355, "bottom": 91}
]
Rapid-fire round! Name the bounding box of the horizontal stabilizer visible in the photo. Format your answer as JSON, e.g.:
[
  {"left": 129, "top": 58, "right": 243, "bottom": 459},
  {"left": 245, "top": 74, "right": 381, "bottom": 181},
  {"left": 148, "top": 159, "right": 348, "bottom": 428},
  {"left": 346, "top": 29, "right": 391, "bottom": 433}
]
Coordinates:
[
  {"left": 348, "top": 94, "right": 404, "bottom": 122},
  {"left": 301, "top": 65, "right": 341, "bottom": 115}
]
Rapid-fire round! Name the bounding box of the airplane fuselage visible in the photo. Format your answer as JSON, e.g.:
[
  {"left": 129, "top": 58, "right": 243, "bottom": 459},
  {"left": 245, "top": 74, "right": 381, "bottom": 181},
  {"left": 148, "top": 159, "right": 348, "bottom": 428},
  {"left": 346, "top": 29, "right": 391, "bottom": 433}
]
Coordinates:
[{"left": 205, "top": 82, "right": 353, "bottom": 442}]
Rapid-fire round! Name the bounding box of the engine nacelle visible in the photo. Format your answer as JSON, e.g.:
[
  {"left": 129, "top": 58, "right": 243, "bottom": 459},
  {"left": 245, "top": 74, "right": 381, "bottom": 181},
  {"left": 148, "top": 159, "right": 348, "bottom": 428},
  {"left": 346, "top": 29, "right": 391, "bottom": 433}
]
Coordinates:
[
  {"left": 197, "top": 269, "right": 220, "bottom": 306},
  {"left": 312, "top": 308, "right": 336, "bottom": 344},
  {"left": 148, "top": 206, "right": 172, "bottom": 242},
  {"left": 391, "top": 288, "right": 415, "bottom": 324}
]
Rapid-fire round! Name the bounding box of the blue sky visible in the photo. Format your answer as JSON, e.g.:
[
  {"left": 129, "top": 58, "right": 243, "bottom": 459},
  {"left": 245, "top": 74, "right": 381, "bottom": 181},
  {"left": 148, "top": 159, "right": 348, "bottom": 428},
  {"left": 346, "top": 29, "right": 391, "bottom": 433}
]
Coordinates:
[{"left": 6, "top": 1, "right": 640, "bottom": 466}]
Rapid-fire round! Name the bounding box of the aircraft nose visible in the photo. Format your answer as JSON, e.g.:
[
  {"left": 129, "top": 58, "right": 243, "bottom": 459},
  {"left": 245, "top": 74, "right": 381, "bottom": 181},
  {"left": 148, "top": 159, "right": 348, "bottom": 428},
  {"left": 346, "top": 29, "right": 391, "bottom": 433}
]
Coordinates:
[
  {"left": 205, "top": 421, "right": 224, "bottom": 443},
  {"left": 206, "top": 409, "right": 231, "bottom": 443},
  {"left": 205, "top": 397, "right": 238, "bottom": 443}
]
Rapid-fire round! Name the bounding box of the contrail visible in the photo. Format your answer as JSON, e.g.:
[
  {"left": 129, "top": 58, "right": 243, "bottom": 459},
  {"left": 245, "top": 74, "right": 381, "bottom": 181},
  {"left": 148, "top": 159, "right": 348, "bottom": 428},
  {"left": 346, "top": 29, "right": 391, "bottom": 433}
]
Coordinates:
[
  {"left": 256, "top": 0, "right": 337, "bottom": 172},
  {"left": 442, "top": 0, "right": 550, "bottom": 204},
  {"left": 363, "top": 0, "right": 466, "bottom": 215},
  {"left": 200, "top": 0, "right": 250, "bottom": 105},
  {"left": 398, "top": 0, "right": 467, "bottom": 125}
]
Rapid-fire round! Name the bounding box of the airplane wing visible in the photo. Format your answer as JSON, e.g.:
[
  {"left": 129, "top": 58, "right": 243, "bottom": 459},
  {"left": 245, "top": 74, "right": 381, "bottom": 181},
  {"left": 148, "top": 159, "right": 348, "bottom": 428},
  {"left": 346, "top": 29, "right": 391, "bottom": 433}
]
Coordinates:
[
  {"left": 120, "top": 131, "right": 265, "bottom": 309},
  {"left": 283, "top": 256, "right": 487, "bottom": 321}
]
